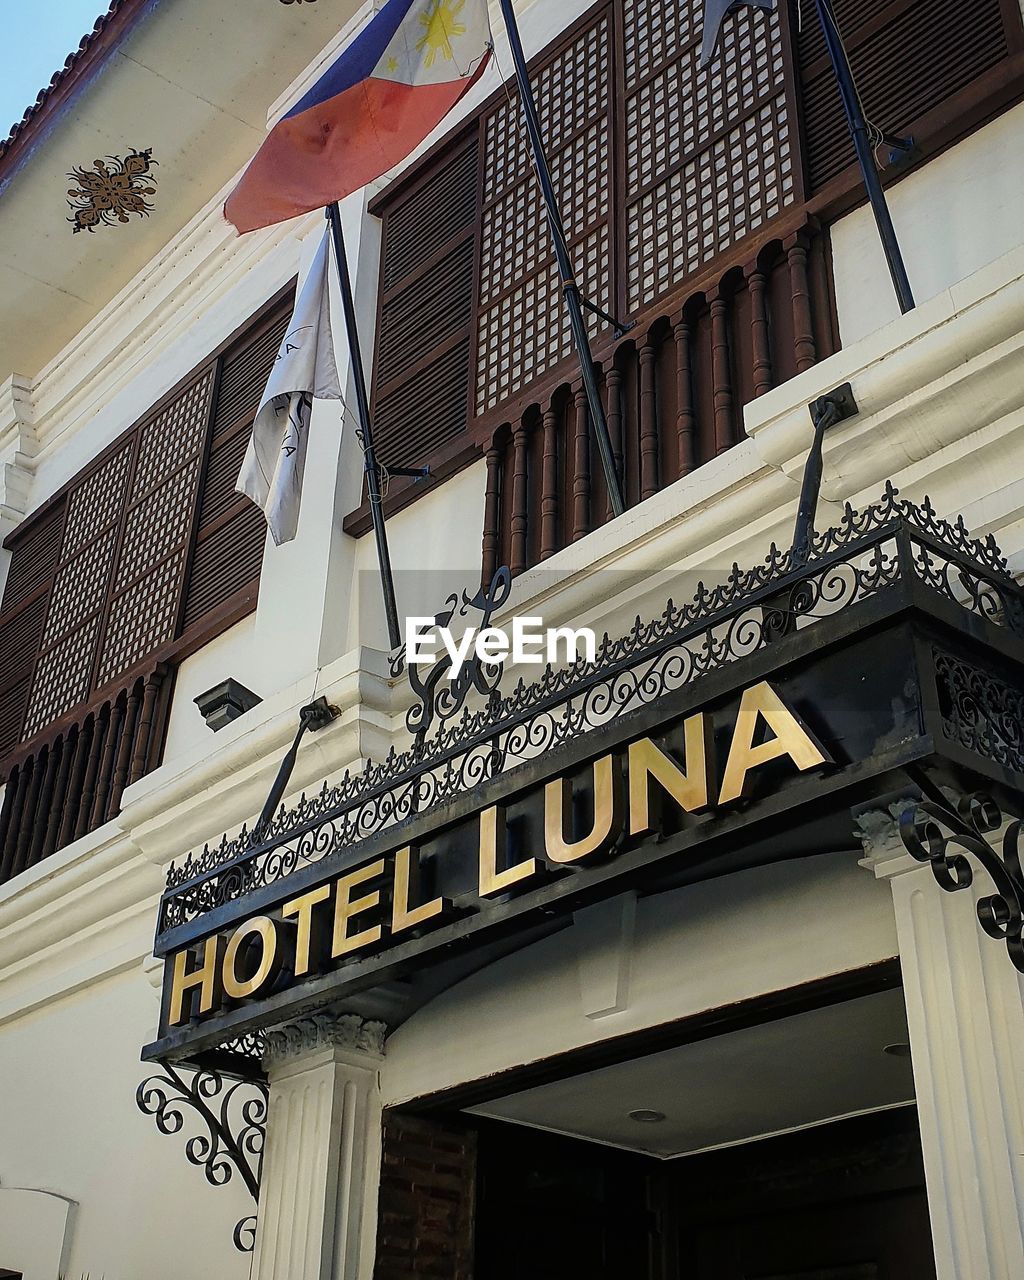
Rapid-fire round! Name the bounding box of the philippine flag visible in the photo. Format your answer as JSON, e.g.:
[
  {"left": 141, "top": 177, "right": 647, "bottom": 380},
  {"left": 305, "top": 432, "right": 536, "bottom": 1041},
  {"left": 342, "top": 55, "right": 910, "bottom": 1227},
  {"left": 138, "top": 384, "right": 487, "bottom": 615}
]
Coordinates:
[{"left": 226, "top": 0, "right": 492, "bottom": 234}]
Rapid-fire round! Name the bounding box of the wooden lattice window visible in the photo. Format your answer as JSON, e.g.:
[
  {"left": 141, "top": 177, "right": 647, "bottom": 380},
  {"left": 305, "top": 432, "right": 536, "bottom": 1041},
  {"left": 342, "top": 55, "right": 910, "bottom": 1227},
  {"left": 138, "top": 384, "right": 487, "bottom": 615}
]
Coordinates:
[
  {"left": 0, "top": 289, "right": 293, "bottom": 762},
  {"left": 475, "top": 13, "right": 614, "bottom": 414},
  {"left": 622, "top": 0, "right": 796, "bottom": 312}
]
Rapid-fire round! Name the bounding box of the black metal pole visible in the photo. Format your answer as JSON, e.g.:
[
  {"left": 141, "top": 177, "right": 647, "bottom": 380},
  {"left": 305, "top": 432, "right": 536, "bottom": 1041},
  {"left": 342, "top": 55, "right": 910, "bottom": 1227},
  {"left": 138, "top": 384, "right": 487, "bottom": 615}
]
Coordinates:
[
  {"left": 813, "top": 0, "right": 915, "bottom": 314},
  {"left": 326, "top": 201, "right": 403, "bottom": 650},
  {"left": 497, "top": 0, "right": 626, "bottom": 517}
]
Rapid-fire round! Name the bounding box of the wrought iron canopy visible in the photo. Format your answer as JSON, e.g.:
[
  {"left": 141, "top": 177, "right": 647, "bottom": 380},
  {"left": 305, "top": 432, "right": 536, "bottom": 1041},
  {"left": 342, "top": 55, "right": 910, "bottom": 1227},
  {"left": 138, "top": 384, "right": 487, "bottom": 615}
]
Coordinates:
[{"left": 145, "top": 485, "right": 1024, "bottom": 1072}]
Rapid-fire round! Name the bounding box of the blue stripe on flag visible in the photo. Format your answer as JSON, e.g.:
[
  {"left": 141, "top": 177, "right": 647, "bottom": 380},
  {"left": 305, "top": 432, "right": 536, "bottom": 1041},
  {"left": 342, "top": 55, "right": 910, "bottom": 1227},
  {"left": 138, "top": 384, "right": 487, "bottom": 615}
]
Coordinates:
[{"left": 284, "top": 0, "right": 420, "bottom": 120}]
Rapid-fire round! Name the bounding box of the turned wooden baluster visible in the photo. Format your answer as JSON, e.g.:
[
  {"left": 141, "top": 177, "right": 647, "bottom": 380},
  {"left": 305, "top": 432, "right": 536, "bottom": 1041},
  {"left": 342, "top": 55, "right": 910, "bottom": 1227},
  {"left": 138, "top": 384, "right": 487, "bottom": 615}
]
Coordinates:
[
  {"left": 11, "top": 754, "right": 45, "bottom": 878},
  {"left": 672, "top": 310, "right": 696, "bottom": 478},
  {"left": 129, "top": 669, "right": 164, "bottom": 786},
  {"left": 540, "top": 405, "right": 560, "bottom": 560},
  {"left": 61, "top": 719, "right": 92, "bottom": 847},
  {"left": 745, "top": 260, "right": 774, "bottom": 397},
  {"left": 77, "top": 711, "right": 106, "bottom": 840},
  {"left": 572, "top": 385, "right": 591, "bottom": 542},
  {"left": 91, "top": 696, "right": 124, "bottom": 828},
  {"left": 28, "top": 742, "right": 61, "bottom": 869},
  {"left": 510, "top": 421, "right": 530, "bottom": 577},
  {"left": 42, "top": 729, "right": 76, "bottom": 859},
  {"left": 639, "top": 337, "right": 659, "bottom": 500},
  {"left": 482, "top": 440, "right": 503, "bottom": 585},
  {"left": 786, "top": 229, "right": 817, "bottom": 373},
  {"left": 109, "top": 681, "right": 143, "bottom": 818},
  {"left": 709, "top": 286, "right": 735, "bottom": 455},
  {"left": 0, "top": 765, "right": 22, "bottom": 882},
  {"left": 605, "top": 365, "right": 624, "bottom": 518}
]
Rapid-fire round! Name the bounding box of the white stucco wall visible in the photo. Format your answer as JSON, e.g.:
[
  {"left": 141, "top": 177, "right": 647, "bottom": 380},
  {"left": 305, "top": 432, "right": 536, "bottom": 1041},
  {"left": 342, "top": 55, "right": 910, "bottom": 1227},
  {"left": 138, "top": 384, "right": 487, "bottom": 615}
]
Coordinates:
[
  {"left": 0, "top": 964, "right": 251, "bottom": 1280},
  {"left": 831, "top": 103, "right": 1024, "bottom": 347}
]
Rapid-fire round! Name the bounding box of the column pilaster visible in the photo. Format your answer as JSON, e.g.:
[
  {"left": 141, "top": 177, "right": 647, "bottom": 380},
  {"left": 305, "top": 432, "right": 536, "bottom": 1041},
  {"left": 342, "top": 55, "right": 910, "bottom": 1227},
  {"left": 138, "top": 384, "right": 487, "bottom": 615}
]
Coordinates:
[
  {"left": 860, "top": 809, "right": 1024, "bottom": 1280},
  {"left": 252, "top": 1011, "right": 386, "bottom": 1280}
]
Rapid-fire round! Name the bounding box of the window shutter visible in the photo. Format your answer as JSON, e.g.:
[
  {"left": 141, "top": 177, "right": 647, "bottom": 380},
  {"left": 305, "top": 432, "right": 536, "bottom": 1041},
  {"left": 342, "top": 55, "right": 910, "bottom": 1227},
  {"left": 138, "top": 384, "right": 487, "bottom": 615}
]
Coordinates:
[
  {"left": 0, "top": 294, "right": 290, "bottom": 769},
  {"left": 371, "top": 133, "right": 478, "bottom": 469},
  {"left": 181, "top": 298, "right": 292, "bottom": 631},
  {"left": 797, "top": 0, "right": 1021, "bottom": 192},
  {"left": 0, "top": 500, "right": 66, "bottom": 756},
  {"left": 96, "top": 369, "right": 215, "bottom": 687}
]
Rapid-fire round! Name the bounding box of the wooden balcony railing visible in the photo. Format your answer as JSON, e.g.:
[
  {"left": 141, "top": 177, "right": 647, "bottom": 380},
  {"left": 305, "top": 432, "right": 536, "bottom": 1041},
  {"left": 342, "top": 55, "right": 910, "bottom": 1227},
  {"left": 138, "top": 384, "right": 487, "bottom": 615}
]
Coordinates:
[
  {"left": 0, "top": 664, "right": 170, "bottom": 885},
  {"left": 481, "top": 220, "right": 838, "bottom": 582}
]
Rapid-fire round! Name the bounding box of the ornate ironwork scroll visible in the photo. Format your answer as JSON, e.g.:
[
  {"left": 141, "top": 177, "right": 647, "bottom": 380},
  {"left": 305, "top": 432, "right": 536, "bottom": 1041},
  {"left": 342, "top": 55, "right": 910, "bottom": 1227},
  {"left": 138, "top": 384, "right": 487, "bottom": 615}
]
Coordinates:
[
  {"left": 899, "top": 788, "right": 1024, "bottom": 972},
  {"left": 935, "top": 649, "right": 1024, "bottom": 775},
  {"left": 390, "top": 565, "right": 512, "bottom": 742},
  {"left": 67, "top": 149, "right": 158, "bottom": 233},
  {"left": 136, "top": 1061, "right": 268, "bottom": 1252}
]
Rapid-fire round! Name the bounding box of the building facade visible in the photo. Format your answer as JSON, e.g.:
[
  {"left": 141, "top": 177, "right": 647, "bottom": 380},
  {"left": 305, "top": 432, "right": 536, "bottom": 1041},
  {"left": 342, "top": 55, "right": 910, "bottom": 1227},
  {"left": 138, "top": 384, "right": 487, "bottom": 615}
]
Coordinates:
[{"left": 1, "top": 0, "right": 1024, "bottom": 1277}]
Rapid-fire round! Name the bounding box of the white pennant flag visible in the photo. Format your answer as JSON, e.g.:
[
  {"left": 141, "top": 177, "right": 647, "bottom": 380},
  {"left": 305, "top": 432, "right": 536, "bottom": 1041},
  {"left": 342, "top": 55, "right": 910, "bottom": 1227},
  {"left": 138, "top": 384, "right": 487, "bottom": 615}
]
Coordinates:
[{"left": 237, "top": 225, "right": 343, "bottom": 544}]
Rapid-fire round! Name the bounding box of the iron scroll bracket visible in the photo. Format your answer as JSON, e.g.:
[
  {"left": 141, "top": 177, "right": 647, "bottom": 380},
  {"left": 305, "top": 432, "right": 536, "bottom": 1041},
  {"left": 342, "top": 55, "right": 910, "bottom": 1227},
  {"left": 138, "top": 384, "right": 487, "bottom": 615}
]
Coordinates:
[
  {"left": 899, "top": 767, "right": 1024, "bottom": 973},
  {"left": 136, "top": 1059, "right": 268, "bottom": 1252}
]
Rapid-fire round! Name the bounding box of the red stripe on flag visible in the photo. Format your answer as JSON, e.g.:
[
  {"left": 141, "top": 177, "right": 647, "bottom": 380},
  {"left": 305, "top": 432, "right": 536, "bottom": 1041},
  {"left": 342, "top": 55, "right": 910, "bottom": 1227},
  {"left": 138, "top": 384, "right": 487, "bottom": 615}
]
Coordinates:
[{"left": 226, "top": 70, "right": 486, "bottom": 234}]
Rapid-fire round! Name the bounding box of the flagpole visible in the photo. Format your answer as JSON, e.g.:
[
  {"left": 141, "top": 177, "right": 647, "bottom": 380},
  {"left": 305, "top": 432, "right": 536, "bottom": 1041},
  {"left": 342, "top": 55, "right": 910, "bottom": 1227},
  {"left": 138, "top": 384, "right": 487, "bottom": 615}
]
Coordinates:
[
  {"left": 326, "top": 201, "right": 403, "bottom": 651},
  {"left": 497, "top": 0, "right": 626, "bottom": 518},
  {"left": 812, "top": 0, "right": 915, "bottom": 314}
]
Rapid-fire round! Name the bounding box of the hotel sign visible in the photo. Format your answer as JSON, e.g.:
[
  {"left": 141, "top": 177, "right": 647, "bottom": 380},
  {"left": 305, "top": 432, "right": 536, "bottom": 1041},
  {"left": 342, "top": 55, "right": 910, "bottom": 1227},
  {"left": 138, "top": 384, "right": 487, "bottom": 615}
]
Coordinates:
[{"left": 154, "top": 677, "right": 837, "bottom": 1052}]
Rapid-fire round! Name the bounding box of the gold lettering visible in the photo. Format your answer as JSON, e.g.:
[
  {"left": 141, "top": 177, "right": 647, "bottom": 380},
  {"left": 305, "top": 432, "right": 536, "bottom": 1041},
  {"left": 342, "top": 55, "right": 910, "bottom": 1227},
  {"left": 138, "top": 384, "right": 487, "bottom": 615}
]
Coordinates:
[
  {"left": 282, "top": 884, "right": 331, "bottom": 977},
  {"left": 332, "top": 859, "right": 386, "bottom": 957},
  {"left": 168, "top": 935, "right": 220, "bottom": 1026},
  {"left": 392, "top": 846, "right": 445, "bottom": 935},
  {"left": 628, "top": 715, "right": 711, "bottom": 836},
  {"left": 545, "top": 754, "right": 620, "bottom": 864},
  {"left": 718, "top": 681, "right": 829, "bottom": 805},
  {"left": 478, "top": 805, "right": 538, "bottom": 897},
  {"left": 222, "top": 916, "right": 281, "bottom": 1000}
]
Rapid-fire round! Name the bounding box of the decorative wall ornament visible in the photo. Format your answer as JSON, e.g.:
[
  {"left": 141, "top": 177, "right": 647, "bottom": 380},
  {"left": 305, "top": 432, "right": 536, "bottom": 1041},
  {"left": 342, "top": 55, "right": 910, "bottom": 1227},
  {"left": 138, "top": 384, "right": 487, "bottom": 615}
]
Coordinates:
[
  {"left": 899, "top": 783, "right": 1024, "bottom": 973},
  {"left": 264, "top": 1012, "right": 387, "bottom": 1068},
  {"left": 67, "top": 148, "right": 157, "bottom": 233},
  {"left": 136, "top": 1062, "right": 267, "bottom": 1252}
]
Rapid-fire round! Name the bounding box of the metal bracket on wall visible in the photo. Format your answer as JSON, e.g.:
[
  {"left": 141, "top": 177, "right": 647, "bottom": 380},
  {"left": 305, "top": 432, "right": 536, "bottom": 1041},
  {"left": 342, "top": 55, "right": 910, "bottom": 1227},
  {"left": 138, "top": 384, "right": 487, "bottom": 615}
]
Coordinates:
[
  {"left": 900, "top": 768, "right": 1024, "bottom": 974},
  {"left": 792, "top": 381, "right": 859, "bottom": 565},
  {"left": 136, "top": 1059, "right": 268, "bottom": 1252},
  {"left": 253, "top": 696, "right": 339, "bottom": 839}
]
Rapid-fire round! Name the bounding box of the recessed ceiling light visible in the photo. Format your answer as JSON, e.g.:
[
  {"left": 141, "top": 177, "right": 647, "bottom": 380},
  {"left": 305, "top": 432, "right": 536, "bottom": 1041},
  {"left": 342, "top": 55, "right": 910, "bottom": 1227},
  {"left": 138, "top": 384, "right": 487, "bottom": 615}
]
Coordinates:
[
  {"left": 883, "top": 1042, "right": 912, "bottom": 1058},
  {"left": 628, "top": 1108, "right": 667, "bottom": 1123}
]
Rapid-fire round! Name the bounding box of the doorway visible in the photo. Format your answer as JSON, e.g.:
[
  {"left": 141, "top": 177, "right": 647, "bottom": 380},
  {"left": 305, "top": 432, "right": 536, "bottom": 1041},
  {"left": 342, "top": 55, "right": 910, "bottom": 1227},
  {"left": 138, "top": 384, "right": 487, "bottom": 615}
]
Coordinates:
[
  {"left": 474, "top": 1107, "right": 935, "bottom": 1279},
  {"left": 467, "top": 986, "right": 934, "bottom": 1278}
]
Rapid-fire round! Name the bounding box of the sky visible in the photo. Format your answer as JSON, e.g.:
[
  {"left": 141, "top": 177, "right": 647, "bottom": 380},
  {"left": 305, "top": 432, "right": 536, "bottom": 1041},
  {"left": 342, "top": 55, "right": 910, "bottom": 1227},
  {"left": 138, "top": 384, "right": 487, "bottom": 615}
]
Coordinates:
[{"left": 0, "top": 1, "right": 111, "bottom": 139}]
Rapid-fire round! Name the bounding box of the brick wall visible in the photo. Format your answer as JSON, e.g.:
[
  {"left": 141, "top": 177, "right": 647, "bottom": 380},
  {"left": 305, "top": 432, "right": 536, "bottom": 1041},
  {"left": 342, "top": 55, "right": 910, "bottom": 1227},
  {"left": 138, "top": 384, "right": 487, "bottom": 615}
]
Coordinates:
[{"left": 374, "top": 1111, "right": 477, "bottom": 1279}]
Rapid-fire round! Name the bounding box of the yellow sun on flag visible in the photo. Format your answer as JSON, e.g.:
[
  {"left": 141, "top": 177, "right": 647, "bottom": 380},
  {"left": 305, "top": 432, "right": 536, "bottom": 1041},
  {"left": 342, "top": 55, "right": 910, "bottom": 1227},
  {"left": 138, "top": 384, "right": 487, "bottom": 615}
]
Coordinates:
[{"left": 416, "top": 0, "right": 467, "bottom": 68}]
